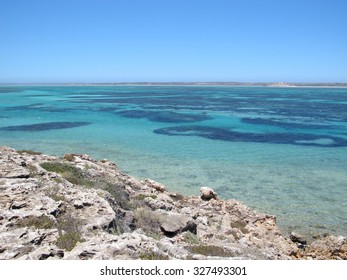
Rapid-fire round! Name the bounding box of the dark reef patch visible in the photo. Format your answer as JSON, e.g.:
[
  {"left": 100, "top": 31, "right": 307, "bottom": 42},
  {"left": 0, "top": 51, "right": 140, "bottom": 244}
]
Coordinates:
[
  {"left": 70, "top": 86, "right": 347, "bottom": 124},
  {"left": 27, "top": 94, "right": 52, "bottom": 97},
  {"left": 0, "top": 122, "right": 91, "bottom": 131},
  {"left": 40, "top": 107, "right": 73, "bottom": 113},
  {"left": 116, "top": 110, "right": 212, "bottom": 123},
  {"left": 154, "top": 125, "right": 347, "bottom": 147},
  {"left": 3, "top": 103, "right": 88, "bottom": 114},
  {"left": 0, "top": 87, "right": 24, "bottom": 93},
  {"left": 97, "top": 107, "right": 120, "bottom": 113},
  {"left": 4, "top": 103, "right": 45, "bottom": 111},
  {"left": 242, "top": 118, "right": 333, "bottom": 129},
  {"left": 79, "top": 96, "right": 209, "bottom": 108},
  {"left": 117, "top": 110, "right": 150, "bottom": 119}
]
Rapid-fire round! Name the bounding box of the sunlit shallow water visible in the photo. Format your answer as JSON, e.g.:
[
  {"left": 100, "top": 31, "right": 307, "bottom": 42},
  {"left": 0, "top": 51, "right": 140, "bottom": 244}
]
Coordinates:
[{"left": 1, "top": 85, "right": 346, "bottom": 237}]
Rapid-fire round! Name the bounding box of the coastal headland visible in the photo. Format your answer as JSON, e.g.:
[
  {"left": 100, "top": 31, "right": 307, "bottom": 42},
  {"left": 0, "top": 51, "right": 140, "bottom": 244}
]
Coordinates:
[{"left": 0, "top": 146, "right": 345, "bottom": 260}]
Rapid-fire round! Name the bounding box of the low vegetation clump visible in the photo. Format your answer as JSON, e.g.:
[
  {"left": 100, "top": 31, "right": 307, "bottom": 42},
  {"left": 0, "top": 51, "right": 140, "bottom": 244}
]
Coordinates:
[
  {"left": 56, "top": 212, "right": 84, "bottom": 251},
  {"left": 183, "top": 231, "right": 201, "bottom": 245},
  {"left": 26, "top": 164, "right": 39, "bottom": 176},
  {"left": 134, "top": 194, "right": 158, "bottom": 201},
  {"left": 40, "top": 162, "right": 92, "bottom": 186},
  {"left": 17, "top": 215, "right": 55, "bottom": 229},
  {"left": 186, "top": 245, "right": 235, "bottom": 257},
  {"left": 134, "top": 207, "right": 163, "bottom": 239},
  {"left": 139, "top": 250, "right": 170, "bottom": 260},
  {"left": 230, "top": 220, "right": 249, "bottom": 234},
  {"left": 53, "top": 177, "right": 63, "bottom": 184},
  {"left": 56, "top": 232, "right": 84, "bottom": 251},
  {"left": 40, "top": 161, "right": 133, "bottom": 210},
  {"left": 17, "top": 150, "right": 42, "bottom": 155},
  {"left": 132, "top": 194, "right": 158, "bottom": 209},
  {"left": 45, "top": 186, "right": 67, "bottom": 202},
  {"left": 101, "top": 182, "right": 133, "bottom": 210}
]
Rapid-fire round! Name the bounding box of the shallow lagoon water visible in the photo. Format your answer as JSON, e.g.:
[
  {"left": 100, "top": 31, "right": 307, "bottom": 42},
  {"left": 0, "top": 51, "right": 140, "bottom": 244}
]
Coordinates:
[{"left": 1, "top": 85, "right": 346, "bottom": 236}]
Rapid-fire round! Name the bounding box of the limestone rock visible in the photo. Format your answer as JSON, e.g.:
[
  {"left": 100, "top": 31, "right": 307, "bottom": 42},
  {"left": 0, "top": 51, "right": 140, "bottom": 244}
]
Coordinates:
[
  {"left": 24, "top": 246, "right": 65, "bottom": 260},
  {"left": 300, "top": 235, "right": 347, "bottom": 260},
  {"left": 64, "top": 230, "right": 166, "bottom": 260},
  {"left": 160, "top": 213, "right": 197, "bottom": 237},
  {"left": 143, "top": 197, "right": 173, "bottom": 211},
  {"left": 144, "top": 179, "right": 166, "bottom": 192},
  {"left": 0, "top": 165, "right": 30, "bottom": 179},
  {"left": 0, "top": 146, "right": 345, "bottom": 260},
  {"left": 200, "top": 187, "right": 218, "bottom": 200},
  {"left": 290, "top": 231, "right": 307, "bottom": 245}
]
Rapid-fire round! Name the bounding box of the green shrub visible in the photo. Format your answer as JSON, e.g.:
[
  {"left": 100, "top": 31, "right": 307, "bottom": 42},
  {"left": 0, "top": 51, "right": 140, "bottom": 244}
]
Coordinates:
[
  {"left": 186, "top": 245, "right": 235, "bottom": 257},
  {"left": 41, "top": 161, "right": 133, "bottom": 210},
  {"left": 134, "top": 208, "right": 162, "bottom": 239},
  {"left": 56, "top": 212, "right": 84, "bottom": 251},
  {"left": 27, "top": 164, "right": 46, "bottom": 179},
  {"left": 17, "top": 150, "right": 42, "bottom": 155},
  {"left": 134, "top": 194, "right": 158, "bottom": 200},
  {"left": 183, "top": 231, "right": 200, "bottom": 245},
  {"left": 102, "top": 182, "right": 133, "bottom": 210},
  {"left": 56, "top": 212, "right": 82, "bottom": 234},
  {"left": 17, "top": 215, "right": 55, "bottom": 229},
  {"left": 40, "top": 162, "right": 92, "bottom": 186},
  {"left": 53, "top": 177, "right": 63, "bottom": 184},
  {"left": 230, "top": 220, "right": 249, "bottom": 234},
  {"left": 45, "top": 186, "right": 67, "bottom": 202},
  {"left": 139, "top": 250, "right": 169, "bottom": 260},
  {"left": 132, "top": 193, "right": 158, "bottom": 208},
  {"left": 56, "top": 232, "right": 83, "bottom": 251},
  {"left": 27, "top": 164, "right": 39, "bottom": 174}
]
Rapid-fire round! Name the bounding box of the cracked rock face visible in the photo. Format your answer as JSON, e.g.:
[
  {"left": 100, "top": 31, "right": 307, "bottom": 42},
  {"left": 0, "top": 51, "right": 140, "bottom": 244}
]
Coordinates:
[
  {"left": 0, "top": 146, "right": 345, "bottom": 260},
  {"left": 160, "top": 213, "right": 197, "bottom": 237}
]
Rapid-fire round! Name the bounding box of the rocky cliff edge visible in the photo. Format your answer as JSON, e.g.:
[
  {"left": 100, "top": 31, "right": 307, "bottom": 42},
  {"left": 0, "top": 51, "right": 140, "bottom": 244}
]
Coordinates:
[{"left": 0, "top": 146, "right": 345, "bottom": 260}]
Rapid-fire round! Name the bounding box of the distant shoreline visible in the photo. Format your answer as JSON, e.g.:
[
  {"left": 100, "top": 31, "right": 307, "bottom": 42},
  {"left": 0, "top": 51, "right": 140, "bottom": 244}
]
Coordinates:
[{"left": 1, "top": 82, "right": 347, "bottom": 88}]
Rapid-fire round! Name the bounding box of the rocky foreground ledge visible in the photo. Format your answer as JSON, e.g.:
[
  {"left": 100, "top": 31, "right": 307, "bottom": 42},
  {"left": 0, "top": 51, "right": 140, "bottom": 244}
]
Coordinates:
[{"left": 0, "top": 146, "right": 346, "bottom": 260}]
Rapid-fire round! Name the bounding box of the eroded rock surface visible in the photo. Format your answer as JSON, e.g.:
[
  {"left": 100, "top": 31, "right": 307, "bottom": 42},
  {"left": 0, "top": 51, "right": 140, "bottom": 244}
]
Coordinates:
[{"left": 0, "top": 146, "right": 345, "bottom": 260}]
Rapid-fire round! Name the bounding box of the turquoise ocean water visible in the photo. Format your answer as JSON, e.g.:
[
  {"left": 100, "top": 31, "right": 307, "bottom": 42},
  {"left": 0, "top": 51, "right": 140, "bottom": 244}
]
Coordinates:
[{"left": 1, "top": 85, "right": 346, "bottom": 237}]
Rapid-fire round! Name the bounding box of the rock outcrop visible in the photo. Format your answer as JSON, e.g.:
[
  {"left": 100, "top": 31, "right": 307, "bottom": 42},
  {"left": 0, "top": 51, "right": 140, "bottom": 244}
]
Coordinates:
[
  {"left": 0, "top": 146, "right": 345, "bottom": 260},
  {"left": 200, "top": 186, "right": 218, "bottom": 200}
]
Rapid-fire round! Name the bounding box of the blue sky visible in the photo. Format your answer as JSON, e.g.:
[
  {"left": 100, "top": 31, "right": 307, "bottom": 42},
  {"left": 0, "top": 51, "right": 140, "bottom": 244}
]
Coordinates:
[{"left": 1, "top": 0, "right": 346, "bottom": 83}]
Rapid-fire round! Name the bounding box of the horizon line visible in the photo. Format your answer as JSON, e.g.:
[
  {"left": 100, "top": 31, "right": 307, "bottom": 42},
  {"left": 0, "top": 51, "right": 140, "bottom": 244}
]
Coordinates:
[{"left": 1, "top": 81, "right": 347, "bottom": 86}]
